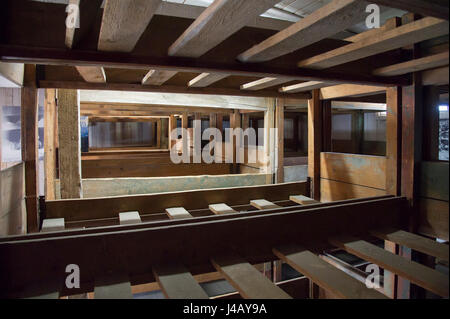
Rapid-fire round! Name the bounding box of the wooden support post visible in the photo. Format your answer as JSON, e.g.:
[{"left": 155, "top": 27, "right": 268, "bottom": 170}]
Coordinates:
[
  {"left": 386, "top": 87, "right": 402, "bottom": 196},
  {"left": 264, "top": 99, "right": 276, "bottom": 181},
  {"left": 423, "top": 86, "right": 440, "bottom": 161},
  {"left": 169, "top": 115, "right": 177, "bottom": 150},
  {"left": 57, "top": 89, "right": 82, "bottom": 199},
  {"left": 308, "top": 89, "right": 321, "bottom": 201},
  {"left": 193, "top": 113, "right": 202, "bottom": 163},
  {"left": 209, "top": 113, "right": 217, "bottom": 156},
  {"left": 156, "top": 118, "right": 162, "bottom": 149},
  {"left": 275, "top": 98, "right": 284, "bottom": 183},
  {"left": 21, "top": 65, "right": 39, "bottom": 233},
  {"left": 322, "top": 100, "right": 332, "bottom": 152},
  {"left": 242, "top": 113, "right": 250, "bottom": 131},
  {"left": 230, "top": 110, "right": 240, "bottom": 173},
  {"left": 44, "top": 89, "right": 57, "bottom": 201},
  {"left": 181, "top": 112, "right": 188, "bottom": 152}
]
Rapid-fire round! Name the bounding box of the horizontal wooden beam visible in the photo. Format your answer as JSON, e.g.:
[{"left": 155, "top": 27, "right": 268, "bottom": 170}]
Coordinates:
[
  {"left": 142, "top": 70, "right": 178, "bottom": 86},
  {"left": 75, "top": 66, "right": 106, "bottom": 83},
  {"left": 373, "top": 51, "right": 449, "bottom": 76},
  {"left": 280, "top": 81, "right": 336, "bottom": 93},
  {"left": 241, "top": 77, "right": 291, "bottom": 91},
  {"left": 369, "top": 0, "right": 449, "bottom": 21},
  {"left": 320, "top": 84, "right": 387, "bottom": 100},
  {"left": 0, "top": 45, "right": 409, "bottom": 86},
  {"left": 298, "top": 17, "right": 449, "bottom": 70},
  {"left": 188, "top": 73, "right": 228, "bottom": 88}
]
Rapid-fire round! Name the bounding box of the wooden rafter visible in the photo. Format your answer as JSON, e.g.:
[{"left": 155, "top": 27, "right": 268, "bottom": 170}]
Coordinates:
[
  {"left": 298, "top": 17, "right": 449, "bottom": 69},
  {"left": 241, "top": 77, "right": 291, "bottom": 91},
  {"left": 188, "top": 73, "right": 228, "bottom": 88},
  {"left": 319, "top": 84, "right": 387, "bottom": 100},
  {"left": 280, "top": 81, "right": 336, "bottom": 93},
  {"left": 142, "top": 70, "right": 177, "bottom": 86},
  {"left": 75, "top": 66, "right": 106, "bottom": 83}
]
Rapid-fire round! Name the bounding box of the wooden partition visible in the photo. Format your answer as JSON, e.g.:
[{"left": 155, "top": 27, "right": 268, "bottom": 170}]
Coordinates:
[
  {"left": 0, "top": 163, "right": 25, "bottom": 236},
  {"left": 320, "top": 152, "right": 387, "bottom": 202},
  {"left": 418, "top": 161, "right": 449, "bottom": 241}
]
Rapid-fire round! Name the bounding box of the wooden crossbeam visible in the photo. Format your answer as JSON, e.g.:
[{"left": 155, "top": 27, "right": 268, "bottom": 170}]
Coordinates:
[
  {"left": 238, "top": 0, "right": 368, "bottom": 62},
  {"left": 119, "top": 211, "right": 142, "bottom": 225},
  {"left": 298, "top": 17, "right": 449, "bottom": 69},
  {"left": 289, "top": 195, "right": 319, "bottom": 205},
  {"left": 165, "top": 207, "right": 193, "bottom": 220},
  {"left": 211, "top": 254, "right": 292, "bottom": 299},
  {"left": 94, "top": 280, "right": 133, "bottom": 299},
  {"left": 330, "top": 237, "right": 449, "bottom": 298},
  {"left": 75, "top": 66, "right": 106, "bottom": 83},
  {"left": 369, "top": 0, "right": 449, "bottom": 21},
  {"left": 241, "top": 77, "right": 291, "bottom": 91},
  {"left": 98, "top": 0, "right": 162, "bottom": 52},
  {"left": 168, "top": 0, "right": 279, "bottom": 58},
  {"left": 209, "top": 204, "right": 237, "bottom": 215},
  {"left": 373, "top": 51, "right": 449, "bottom": 76},
  {"left": 250, "top": 199, "right": 280, "bottom": 210},
  {"left": 153, "top": 265, "right": 209, "bottom": 299},
  {"left": 142, "top": 70, "right": 177, "bottom": 86},
  {"left": 188, "top": 73, "right": 228, "bottom": 88},
  {"left": 370, "top": 229, "right": 449, "bottom": 262},
  {"left": 280, "top": 81, "right": 335, "bottom": 93},
  {"left": 273, "top": 246, "right": 387, "bottom": 299},
  {"left": 320, "top": 84, "right": 386, "bottom": 100}
]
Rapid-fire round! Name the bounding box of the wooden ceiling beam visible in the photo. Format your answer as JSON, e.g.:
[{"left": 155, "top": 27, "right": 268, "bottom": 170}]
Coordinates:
[
  {"left": 188, "top": 73, "right": 228, "bottom": 88},
  {"left": 369, "top": 0, "right": 449, "bottom": 21},
  {"left": 142, "top": 70, "right": 178, "bottom": 86},
  {"left": 98, "top": 0, "right": 163, "bottom": 52},
  {"left": 344, "top": 17, "right": 400, "bottom": 43},
  {"left": 75, "top": 66, "right": 106, "bottom": 83},
  {"left": 241, "top": 77, "right": 291, "bottom": 91},
  {"left": 298, "top": 17, "right": 449, "bottom": 70},
  {"left": 238, "top": 0, "right": 368, "bottom": 63},
  {"left": 320, "top": 84, "right": 387, "bottom": 100},
  {"left": 373, "top": 51, "right": 449, "bottom": 76},
  {"left": 279, "top": 81, "right": 337, "bottom": 93}
]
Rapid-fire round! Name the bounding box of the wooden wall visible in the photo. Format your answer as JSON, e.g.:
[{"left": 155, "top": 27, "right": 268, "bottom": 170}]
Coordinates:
[
  {"left": 417, "top": 161, "right": 449, "bottom": 241},
  {"left": 320, "top": 152, "right": 387, "bottom": 202},
  {"left": 0, "top": 162, "right": 26, "bottom": 236}
]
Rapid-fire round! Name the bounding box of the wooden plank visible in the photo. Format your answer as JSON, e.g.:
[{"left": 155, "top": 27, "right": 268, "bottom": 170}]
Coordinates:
[
  {"left": 374, "top": 51, "right": 449, "bottom": 76},
  {"left": 65, "top": 0, "right": 103, "bottom": 49},
  {"left": 75, "top": 66, "right": 106, "bottom": 83},
  {"left": 330, "top": 237, "right": 449, "bottom": 298},
  {"left": 142, "top": 70, "right": 177, "bottom": 86},
  {"left": 275, "top": 98, "right": 284, "bottom": 183},
  {"left": 308, "top": 90, "right": 321, "bottom": 200},
  {"left": 320, "top": 84, "right": 386, "bottom": 100},
  {"left": 386, "top": 87, "right": 401, "bottom": 196},
  {"left": 289, "top": 195, "right": 319, "bottom": 205},
  {"left": 371, "top": 228, "right": 449, "bottom": 262},
  {"left": 250, "top": 199, "right": 280, "bottom": 210},
  {"left": 209, "top": 204, "right": 237, "bottom": 215},
  {"left": 344, "top": 17, "right": 400, "bottom": 43},
  {"left": 273, "top": 246, "right": 387, "bottom": 299},
  {"left": 188, "top": 73, "right": 228, "bottom": 88},
  {"left": 94, "top": 280, "right": 133, "bottom": 299},
  {"left": 119, "top": 211, "right": 142, "bottom": 225},
  {"left": 369, "top": 0, "right": 449, "bottom": 21},
  {"left": 41, "top": 218, "right": 65, "bottom": 233},
  {"left": 211, "top": 254, "right": 292, "bottom": 299},
  {"left": 238, "top": 0, "right": 368, "bottom": 62},
  {"left": 57, "top": 89, "right": 82, "bottom": 199},
  {"left": 320, "top": 179, "right": 386, "bottom": 202},
  {"left": 168, "top": 0, "right": 279, "bottom": 58},
  {"left": 153, "top": 264, "right": 209, "bottom": 299},
  {"left": 280, "top": 81, "right": 335, "bottom": 93},
  {"left": 165, "top": 207, "right": 193, "bottom": 220},
  {"left": 241, "top": 78, "right": 291, "bottom": 91},
  {"left": 320, "top": 152, "right": 386, "bottom": 190},
  {"left": 298, "top": 17, "right": 449, "bottom": 70},
  {"left": 21, "top": 65, "right": 39, "bottom": 233},
  {"left": 44, "top": 89, "right": 57, "bottom": 201},
  {"left": 98, "top": 0, "right": 162, "bottom": 52}
]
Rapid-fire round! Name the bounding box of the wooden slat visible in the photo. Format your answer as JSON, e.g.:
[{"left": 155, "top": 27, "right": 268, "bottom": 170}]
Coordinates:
[
  {"left": 371, "top": 229, "right": 449, "bottom": 262},
  {"left": 94, "top": 281, "right": 133, "bottom": 299},
  {"left": 168, "top": 0, "right": 279, "bottom": 58},
  {"left": 41, "top": 218, "right": 65, "bottom": 233},
  {"left": 330, "top": 237, "right": 449, "bottom": 298},
  {"left": 238, "top": 0, "right": 368, "bottom": 62},
  {"left": 320, "top": 84, "right": 386, "bottom": 100},
  {"left": 211, "top": 254, "right": 292, "bottom": 299},
  {"left": 165, "top": 207, "right": 193, "bottom": 220},
  {"left": 209, "top": 204, "right": 237, "bottom": 215},
  {"left": 153, "top": 264, "right": 209, "bottom": 299},
  {"left": 298, "top": 17, "right": 449, "bottom": 70},
  {"left": 75, "top": 66, "right": 106, "bottom": 83},
  {"left": 250, "top": 199, "right": 280, "bottom": 210},
  {"left": 280, "top": 81, "right": 335, "bottom": 93},
  {"left": 98, "top": 0, "right": 162, "bottom": 52},
  {"left": 241, "top": 77, "right": 291, "bottom": 91},
  {"left": 142, "top": 70, "right": 177, "bottom": 86},
  {"left": 188, "top": 73, "right": 228, "bottom": 88},
  {"left": 119, "top": 211, "right": 142, "bottom": 225},
  {"left": 289, "top": 195, "right": 319, "bottom": 205},
  {"left": 374, "top": 51, "right": 449, "bottom": 76},
  {"left": 273, "top": 246, "right": 387, "bottom": 299},
  {"left": 57, "top": 89, "right": 82, "bottom": 199}
]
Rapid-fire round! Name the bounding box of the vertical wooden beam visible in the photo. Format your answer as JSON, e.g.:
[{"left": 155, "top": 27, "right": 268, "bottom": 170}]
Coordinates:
[
  {"left": 21, "top": 65, "right": 39, "bottom": 233},
  {"left": 322, "top": 100, "right": 332, "bottom": 152},
  {"left": 181, "top": 112, "right": 188, "bottom": 154},
  {"left": 156, "top": 118, "right": 162, "bottom": 149},
  {"left": 44, "top": 89, "right": 57, "bottom": 201},
  {"left": 386, "top": 87, "right": 402, "bottom": 196},
  {"left": 230, "top": 110, "right": 240, "bottom": 173},
  {"left": 209, "top": 113, "right": 217, "bottom": 156},
  {"left": 423, "top": 86, "right": 440, "bottom": 161},
  {"left": 308, "top": 89, "right": 321, "bottom": 200},
  {"left": 193, "top": 113, "right": 202, "bottom": 162},
  {"left": 169, "top": 115, "right": 177, "bottom": 150},
  {"left": 264, "top": 99, "right": 275, "bottom": 181},
  {"left": 242, "top": 113, "right": 250, "bottom": 131},
  {"left": 57, "top": 89, "right": 82, "bottom": 199},
  {"left": 275, "top": 98, "right": 284, "bottom": 183}
]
